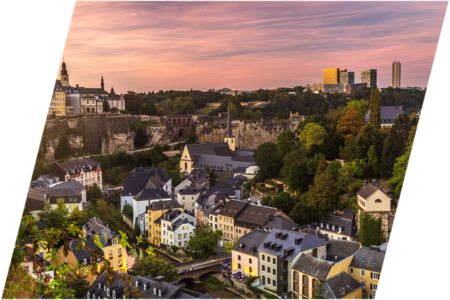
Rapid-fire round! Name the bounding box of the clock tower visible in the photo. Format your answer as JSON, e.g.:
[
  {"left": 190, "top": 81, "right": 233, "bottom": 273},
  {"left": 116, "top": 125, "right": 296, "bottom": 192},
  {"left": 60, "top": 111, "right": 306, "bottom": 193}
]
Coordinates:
[{"left": 60, "top": 60, "right": 69, "bottom": 87}]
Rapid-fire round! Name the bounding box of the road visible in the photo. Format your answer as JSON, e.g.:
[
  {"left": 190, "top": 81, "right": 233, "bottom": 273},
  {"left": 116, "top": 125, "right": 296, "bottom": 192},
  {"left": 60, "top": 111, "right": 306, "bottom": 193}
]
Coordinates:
[{"left": 174, "top": 258, "right": 223, "bottom": 272}]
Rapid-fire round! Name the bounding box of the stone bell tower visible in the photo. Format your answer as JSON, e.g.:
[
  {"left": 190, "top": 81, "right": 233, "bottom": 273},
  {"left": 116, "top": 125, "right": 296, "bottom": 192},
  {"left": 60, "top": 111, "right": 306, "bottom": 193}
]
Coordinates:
[
  {"left": 60, "top": 59, "right": 69, "bottom": 87},
  {"left": 224, "top": 100, "right": 235, "bottom": 151}
]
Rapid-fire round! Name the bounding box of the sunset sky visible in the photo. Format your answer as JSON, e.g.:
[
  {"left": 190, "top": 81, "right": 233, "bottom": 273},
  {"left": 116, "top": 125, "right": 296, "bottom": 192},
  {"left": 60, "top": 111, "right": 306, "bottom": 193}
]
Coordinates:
[{"left": 60, "top": 1, "right": 447, "bottom": 93}]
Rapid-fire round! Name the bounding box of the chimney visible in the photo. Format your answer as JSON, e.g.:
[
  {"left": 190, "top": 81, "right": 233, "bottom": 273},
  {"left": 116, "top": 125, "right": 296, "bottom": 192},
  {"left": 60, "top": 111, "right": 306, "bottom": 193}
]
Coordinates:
[
  {"left": 340, "top": 287, "right": 345, "bottom": 297},
  {"left": 370, "top": 245, "right": 380, "bottom": 252},
  {"left": 76, "top": 84, "right": 79, "bottom": 88},
  {"left": 363, "top": 180, "right": 367, "bottom": 187},
  {"left": 372, "top": 179, "right": 376, "bottom": 185}
]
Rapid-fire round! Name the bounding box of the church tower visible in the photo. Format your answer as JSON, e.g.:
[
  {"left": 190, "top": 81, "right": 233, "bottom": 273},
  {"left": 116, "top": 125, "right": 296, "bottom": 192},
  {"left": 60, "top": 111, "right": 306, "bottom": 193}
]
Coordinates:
[
  {"left": 224, "top": 100, "right": 235, "bottom": 151},
  {"left": 60, "top": 60, "right": 69, "bottom": 86},
  {"left": 101, "top": 74, "right": 104, "bottom": 90}
]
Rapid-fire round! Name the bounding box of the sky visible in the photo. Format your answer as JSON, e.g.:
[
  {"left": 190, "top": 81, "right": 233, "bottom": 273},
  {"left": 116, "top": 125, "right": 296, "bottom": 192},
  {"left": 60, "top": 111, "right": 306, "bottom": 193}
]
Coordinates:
[{"left": 60, "top": 1, "right": 448, "bottom": 93}]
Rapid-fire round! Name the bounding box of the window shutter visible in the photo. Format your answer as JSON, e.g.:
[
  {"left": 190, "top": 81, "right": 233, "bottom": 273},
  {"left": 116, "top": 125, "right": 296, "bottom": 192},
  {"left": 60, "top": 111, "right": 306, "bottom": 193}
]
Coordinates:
[
  {"left": 370, "top": 272, "right": 373, "bottom": 279},
  {"left": 370, "top": 283, "right": 373, "bottom": 290}
]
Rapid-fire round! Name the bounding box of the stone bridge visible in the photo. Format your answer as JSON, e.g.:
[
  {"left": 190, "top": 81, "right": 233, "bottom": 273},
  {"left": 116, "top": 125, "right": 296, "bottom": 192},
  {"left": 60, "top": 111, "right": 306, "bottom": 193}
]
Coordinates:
[{"left": 174, "top": 257, "right": 231, "bottom": 283}]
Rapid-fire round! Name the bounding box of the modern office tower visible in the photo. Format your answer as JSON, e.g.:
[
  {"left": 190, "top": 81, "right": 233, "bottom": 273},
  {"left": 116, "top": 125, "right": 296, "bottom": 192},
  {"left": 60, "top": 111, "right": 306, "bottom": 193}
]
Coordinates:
[
  {"left": 340, "top": 72, "right": 355, "bottom": 86},
  {"left": 361, "top": 69, "right": 377, "bottom": 89},
  {"left": 323, "top": 68, "right": 340, "bottom": 84},
  {"left": 392, "top": 61, "right": 401, "bottom": 88}
]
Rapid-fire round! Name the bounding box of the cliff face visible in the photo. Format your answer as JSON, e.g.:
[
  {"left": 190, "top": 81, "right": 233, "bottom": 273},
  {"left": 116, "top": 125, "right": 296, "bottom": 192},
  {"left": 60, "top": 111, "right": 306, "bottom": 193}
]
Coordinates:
[
  {"left": 42, "top": 115, "right": 174, "bottom": 160},
  {"left": 41, "top": 114, "right": 300, "bottom": 160},
  {"left": 194, "top": 116, "right": 300, "bottom": 149}
]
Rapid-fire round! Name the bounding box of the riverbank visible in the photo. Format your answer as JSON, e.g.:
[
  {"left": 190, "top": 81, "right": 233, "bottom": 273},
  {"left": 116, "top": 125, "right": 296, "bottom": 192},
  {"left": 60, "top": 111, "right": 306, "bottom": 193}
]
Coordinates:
[{"left": 184, "top": 276, "right": 246, "bottom": 299}]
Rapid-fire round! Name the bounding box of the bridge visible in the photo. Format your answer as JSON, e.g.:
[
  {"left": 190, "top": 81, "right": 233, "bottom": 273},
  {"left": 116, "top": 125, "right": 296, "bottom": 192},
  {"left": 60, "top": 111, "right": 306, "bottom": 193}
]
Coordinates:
[{"left": 174, "top": 257, "right": 231, "bottom": 283}]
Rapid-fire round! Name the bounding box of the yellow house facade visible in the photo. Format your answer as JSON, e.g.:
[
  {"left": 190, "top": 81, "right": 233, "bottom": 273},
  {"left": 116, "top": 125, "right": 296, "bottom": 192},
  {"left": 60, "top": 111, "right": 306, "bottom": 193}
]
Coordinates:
[
  {"left": 147, "top": 200, "right": 183, "bottom": 246},
  {"left": 54, "top": 89, "right": 66, "bottom": 116}
]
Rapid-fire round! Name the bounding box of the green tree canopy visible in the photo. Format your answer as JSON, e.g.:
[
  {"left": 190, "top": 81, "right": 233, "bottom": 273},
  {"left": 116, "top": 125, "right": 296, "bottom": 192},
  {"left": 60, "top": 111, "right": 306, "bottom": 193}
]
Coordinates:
[
  {"left": 133, "top": 257, "right": 178, "bottom": 282},
  {"left": 188, "top": 223, "right": 223, "bottom": 257},
  {"left": 253, "top": 142, "right": 283, "bottom": 180},
  {"left": 299, "top": 123, "right": 327, "bottom": 151},
  {"left": 368, "top": 89, "right": 381, "bottom": 127},
  {"left": 276, "top": 130, "right": 296, "bottom": 159},
  {"left": 308, "top": 172, "right": 339, "bottom": 211},
  {"left": 345, "top": 99, "right": 369, "bottom": 119}
]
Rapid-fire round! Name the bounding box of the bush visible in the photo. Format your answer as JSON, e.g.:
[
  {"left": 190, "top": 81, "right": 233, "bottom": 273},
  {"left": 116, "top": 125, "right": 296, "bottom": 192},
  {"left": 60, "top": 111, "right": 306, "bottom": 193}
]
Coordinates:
[
  {"left": 162, "top": 144, "right": 171, "bottom": 151},
  {"left": 170, "top": 245, "right": 202, "bottom": 259}
]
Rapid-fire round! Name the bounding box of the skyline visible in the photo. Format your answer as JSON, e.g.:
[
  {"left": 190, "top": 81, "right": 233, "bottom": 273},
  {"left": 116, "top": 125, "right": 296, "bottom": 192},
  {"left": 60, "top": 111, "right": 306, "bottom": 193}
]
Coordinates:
[{"left": 60, "top": 1, "right": 447, "bottom": 93}]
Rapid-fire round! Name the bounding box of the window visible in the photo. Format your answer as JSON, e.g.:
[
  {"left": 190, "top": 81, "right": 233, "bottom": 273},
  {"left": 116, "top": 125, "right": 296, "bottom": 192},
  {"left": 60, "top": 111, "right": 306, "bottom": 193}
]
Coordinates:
[
  {"left": 273, "top": 258, "right": 276, "bottom": 264},
  {"left": 273, "top": 280, "right": 276, "bottom": 287},
  {"left": 302, "top": 286, "right": 308, "bottom": 297},
  {"left": 350, "top": 267, "right": 354, "bottom": 274},
  {"left": 361, "top": 281, "right": 365, "bottom": 289},
  {"left": 368, "top": 294, "right": 374, "bottom": 299},
  {"left": 83, "top": 258, "right": 87, "bottom": 265},
  {"left": 267, "top": 267, "right": 271, "bottom": 273},
  {"left": 249, "top": 258, "right": 252, "bottom": 264},
  {"left": 294, "top": 271, "right": 299, "bottom": 281},
  {"left": 268, "top": 278, "right": 271, "bottom": 285},
  {"left": 372, "top": 272, "right": 379, "bottom": 280},
  {"left": 272, "top": 269, "right": 276, "bottom": 275},
  {"left": 24, "top": 266, "right": 29, "bottom": 272},
  {"left": 262, "top": 265, "right": 265, "bottom": 271},
  {"left": 302, "top": 275, "right": 309, "bottom": 285},
  {"left": 294, "top": 282, "right": 299, "bottom": 293},
  {"left": 249, "top": 266, "right": 252, "bottom": 273},
  {"left": 360, "top": 269, "right": 366, "bottom": 277},
  {"left": 262, "top": 254, "right": 265, "bottom": 260},
  {"left": 371, "top": 283, "right": 377, "bottom": 291},
  {"left": 238, "top": 263, "right": 241, "bottom": 269},
  {"left": 107, "top": 288, "right": 110, "bottom": 297},
  {"left": 238, "top": 255, "right": 241, "bottom": 261},
  {"left": 65, "top": 257, "right": 68, "bottom": 263}
]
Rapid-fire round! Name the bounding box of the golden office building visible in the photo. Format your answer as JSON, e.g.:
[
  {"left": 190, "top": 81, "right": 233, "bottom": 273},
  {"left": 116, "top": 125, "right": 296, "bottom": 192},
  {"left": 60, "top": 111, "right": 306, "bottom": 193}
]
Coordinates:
[{"left": 323, "top": 68, "right": 346, "bottom": 84}]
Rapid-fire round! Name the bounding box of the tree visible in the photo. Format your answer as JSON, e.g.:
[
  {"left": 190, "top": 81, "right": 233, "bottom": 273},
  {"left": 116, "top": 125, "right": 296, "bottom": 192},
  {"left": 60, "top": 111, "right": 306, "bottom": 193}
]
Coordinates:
[
  {"left": 205, "top": 166, "right": 218, "bottom": 186},
  {"left": 67, "top": 273, "right": 90, "bottom": 299},
  {"left": 299, "top": 123, "right": 327, "bottom": 151},
  {"left": 123, "top": 91, "right": 144, "bottom": 114},
  {"left": 358, "top": 212, "right": 386, "bottom": 247},
  {"left": 288, "top": 159, "right": 312, "bottom": 193},
  {"left": 369, "top": 89, "right": 381, "bottom": 128},
  {"left": 279, "top": 151, "right": 301, "bottom": 178},
  {"left": 320, "top": 131, "right": 345, "bottom": 160},
  {"left": 326, "top": 161, "right": 342, "bottom": 179},
  {"left": 134, "top": 222, "right": 141, "bottom": 237},
  {"left": 337, "top": 107, "right": 365, "bottom": 139},
  {"left": 345, "top": 99, "right": 369, "bottom": 119},
  {"left": 142, "top": 99, "right": 159, "bottom": 115},
  {"left": 380, "top": 133, "right": 396, "bottom": 175},
  {"left": 289, "top": 202, "right": 317, "bottom": 225},
  {"left": 315, "top": 157, "right": 328, "bottom": 179},
  {"left": 344, "top": 160, "right": 365, "bottom": 178},
  {"left": 86, "top": 183, "right": 102, "bottom": 203},
  {"left": 253, "top": 142, "right": 283, "bottom": 180},
  {"left": 189, "top": 223, "right": 223, "bottom": 257},
  {"left": 338, "top": 165, "right": 357, "bottom": 194},
  {"left": 38, "top": 200, "right": 69, "bottom": 229},
  {"left": 255, "top": 110, "right": 264, "bottom": 119},
  {"left": 271, "top": 192, "right": 297, "bottom": 214},
  {"left": 308, "top": 172, "right": 338, "bottom": 211},
  {"left": 388, "top": 144, "right": 412, "bottom": 198},
  {"left": 276, "top": 130, "right": 296, "bottom": 159},
  {"left": 134, "top": 127, "right": 149, "bottom": 148},
  {"left": 133, "top": 256, "right": 178, "bottom": 282},
  {"left": 391, "top": 112, "right": 412, "bottom": 158},
  {"left": 367, "top": 145, "right": 380, "bottom": 176},
  {"left": 354, "top": 124, "right": 383, "bottom": 159},
  {"left": 224, "top": 236, "right": 240, "bottom": 254},
  {"left": 103, "top": 100, "right": 110, "bottom": 112},
  {"left": 54, "top": 135, "right": 72, "bottom": 160}
]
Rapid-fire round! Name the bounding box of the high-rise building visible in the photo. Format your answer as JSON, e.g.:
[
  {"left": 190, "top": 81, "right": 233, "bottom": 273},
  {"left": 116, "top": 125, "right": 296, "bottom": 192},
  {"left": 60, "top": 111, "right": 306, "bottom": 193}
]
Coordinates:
[
  {"left": 361, "top": 69, "right": 377, "bottom": 89},
  {"left": 340, "top": 72, "right": 355, "bottom": 86},
  {"left": 392, "top": 61, "right": 401, "bottom": 88},
  {"left": 323, "top": 68, "right": 340, "bottom": 84}
]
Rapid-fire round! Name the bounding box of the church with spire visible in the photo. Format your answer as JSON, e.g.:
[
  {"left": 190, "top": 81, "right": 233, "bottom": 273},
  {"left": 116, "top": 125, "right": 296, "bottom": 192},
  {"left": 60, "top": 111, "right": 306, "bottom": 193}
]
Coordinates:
[
  {"left": 51, "top": 60, "right": 126, "bottom": 115},
  {"left": 179, "top": 100, "right": 256, "bottom": 176}
]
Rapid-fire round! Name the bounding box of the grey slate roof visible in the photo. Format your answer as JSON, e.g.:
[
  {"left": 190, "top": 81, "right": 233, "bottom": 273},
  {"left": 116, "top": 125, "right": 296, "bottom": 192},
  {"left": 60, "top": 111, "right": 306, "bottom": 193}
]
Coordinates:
[
  {"left": 340, "top": 208, "right": 354, "bottom": 221},
  {"left": 122, "top": 167, "right": 171, "bottom": 197},
  {"left": 85, "top": 272, "right": 215, "bottom": 299},
  {"left": 179, "top": 187, "right": 198, "bottom": 195},
  {"left": 25, "top": 198, "right": 45, "bottom": 211},
  {"left": 149, "top": 200, "right": 183, "bottom": 211},
  {"left": 292, "top": 254, "right": 333, "bottom": 280},
  {"left": 349, "top": 246, "right": 386, "bottom": 273},
  {"left": 317, "top": 272, "right": 362, "bottom": 299},
  {"left": 319, "top": 215, "right": 357, "bottom": 238},
  {"left": 231, "top": 229, "right": 269, "bottom": 258},
  {"left": 186, "top": 143, "right": 231, "bottom": 158},
  {"left": 357, "top": 183, "right": 392, "bottom": 200},
  {"left": 326, "top": 239, "right": 361, "bottom": 262},
  {"left": 365, "top": 106, "right": 405, "bottom": 124},
  {"left": 50, "top": 158, "right": 101, "bottom": 180},
  {"left": 301, "top": 229, "right": 329, "bottom": 241},
  {"left": 217, "top": 200, "right": 248, "bottom": 218},
  {"left": 235, "top": 205, "right": 278, "bottom": 227},
  {"left": 264, "top": 215, "right": 300, "bottom": 231},
  {"left": 259, "top": 229, "right": 329, "bottom": 261},
  {"left": 51, "top": 178, "right": 85, "bottom": 191},
  {"left": 193, "top": 154, "right": 255, "bottom": 172},
  {"left": 83, "top": 217, "right": 115, "bottom": 239},
  {"left": 134, "top": 188, "right": 171, "bottom": 201}
]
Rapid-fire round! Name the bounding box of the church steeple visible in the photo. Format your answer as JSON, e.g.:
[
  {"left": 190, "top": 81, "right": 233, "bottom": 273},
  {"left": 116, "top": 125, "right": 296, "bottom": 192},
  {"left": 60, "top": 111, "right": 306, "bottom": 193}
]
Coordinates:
[
  {"left": 60, "top": 59, "right": 69, "bottom": 87},
  {"left": 101, "top": 74, "right": 104, "bottom": 90},
  {"left": 224, "top": 99, "right": 235, "bottom": 151}
]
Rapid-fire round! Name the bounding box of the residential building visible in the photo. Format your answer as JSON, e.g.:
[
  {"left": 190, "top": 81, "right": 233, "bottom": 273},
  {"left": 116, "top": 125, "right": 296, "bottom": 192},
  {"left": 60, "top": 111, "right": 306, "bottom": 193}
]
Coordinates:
[
  {"left": 173, "top": 169, "right": 210, "bottom": 195},
  {"left": 132, "top": 187, "right": 171, "bottom": 227},
  {"left": 25, "top": 184, "right": 47, "bottom": 219},
  {"left": 207, "top": 176, "right": 248, "bottom": 200},
  {"left": 108, "top": 87, "right": 126, "bottom": 111},
  {"left": 364, "top": 106, "right": 405, "bottom": 128},
  {"left": 47, "top": 186, "right": 83, "bottom": 212},
  {"left": 349, "top": 246, "right": 385, "bottom": 299},
  {"left": 50, "top": 82, "right": 66, "bottom": 116},
  {"left": 263, "top": 215, "right": 299, "bottom": 231},
  {"left": 24, "top": 221, "right": 50, "bottom": 259},
  {"left": 57, "top": 223, "right": 126, "bottom": 284},
  {"left": 234, "top": 204, "right": 278, "bottom": 239},
  {"left": 203, "top": 200, "right": 224, "bottom": 231},
  {"left": 48, "top": 178, "right": 87, "bottom": 202},
  {"left": 317, "top": 208, "right": 358, "bottom": 241},
  {"left": 356, "top": 180, "right": 392, "bottom": 212},
  {"left": 231, "top": 229, "right": 269, "bottom": 277},
  {"left": 120, "top": 166, "right": 172, "bottom": 224},
  {"left": 258, "top": 230, "right": 329, "bottom": 297},
  {"left": 176, "top": 186, "right": 200, "bottom": 213},
  {"left": 49, "top": 158, "right": 102, "bottom": 188},
  {"left": 147, "top": 200, "right": 183, "bottom": 246},
  {"left": 217, "top": 200, "right": 249, "bottom": 245},
  {"left": 392, "top": 60, "right": 401, "bottom": 88},
  {"left": 291, "top": 240, "right": 360, "bottom": 300},
  {"left": 159, "top": 210, "right": 196, "bottom": 247},
  {"left": 80, "top": 95, "right": 103, "bottom": 113},
  {"left": 361, "top": 69, "right": 377, "bottom": 89},
  {"left": 84, "top": 272, "right": 215, "bottom": 299},
  {"left": 196, "top": 191, "right": 229, "bottom": 226},
  {"left": 316, "top": 272, "right": 363, "bottom": 299},
  {"left": 21, "top": 246, "right": 55, "bottom": 284}
]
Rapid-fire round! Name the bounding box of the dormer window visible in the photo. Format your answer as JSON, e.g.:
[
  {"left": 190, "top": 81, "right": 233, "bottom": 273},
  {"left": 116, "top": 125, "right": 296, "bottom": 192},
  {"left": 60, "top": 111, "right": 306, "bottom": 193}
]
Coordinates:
[
  {"left": 154, "top": 287, "right": 156, "bottom": 295},
  {"left": 158, "top": 290, "right": 161, "bottom": 297},
  {"left": 144, "top": 283, "right": 147, "bottom": 291},
  {"left": 107, "top": 288, "right": 110, "bottom": 297},
  {"left": 87, "top": 292, "right": 90, "bottom": 299},
  {"left": 332, "top": 226, "right": 335, "bottom": 231},
  {"left": 338, "top": 227, "right": 342, "bottom": 233},
  {"left": 104, "top": 285, "right": 106, "bottom": 291},
  {"left": 326, "top": 224, "right": 329, "bottom": 229},
  {"left": 112, "top": 291, "right": 116, "bottom": 299},
  {"left": 99, "top": 283, "right": 102, "bottom": 289},
  {"left": 136, "top": 281, "right": 138, "bottom": 287},
  {"left": 321, "top": 223, "right": 323, "bottom": 228},
  {"left": 84, "top": 258, "right": 87, "bottom": 265}
]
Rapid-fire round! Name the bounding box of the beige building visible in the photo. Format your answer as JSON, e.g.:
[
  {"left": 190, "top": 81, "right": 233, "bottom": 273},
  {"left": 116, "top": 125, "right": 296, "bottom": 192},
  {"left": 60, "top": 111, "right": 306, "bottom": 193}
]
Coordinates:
[
  {"left": 49, "top": 158, "right": 102, "bottom": 188},
  {"left": 80, "top": 95, "right": 102, "bottom": 113},
  {"left": 217, "top": 200, "right": 248, "bottom": 245},
  {"left": 49, "top": 84, "right": 66, "bottom": 116},
  {"left": 176, "top": 186, "right": 200, "bottom": 214},
  {"left": 231, "top": 230, "right": 269, "bottom": 277},
  {"left": 356, "top": 181, "right": 392, "bottom": 212}
]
